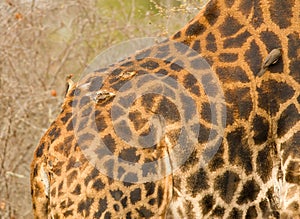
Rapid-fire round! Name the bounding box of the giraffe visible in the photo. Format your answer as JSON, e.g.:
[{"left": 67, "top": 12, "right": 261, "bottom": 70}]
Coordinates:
[{"left": 31, "top": 0, "right": 300, "bottom": 218}]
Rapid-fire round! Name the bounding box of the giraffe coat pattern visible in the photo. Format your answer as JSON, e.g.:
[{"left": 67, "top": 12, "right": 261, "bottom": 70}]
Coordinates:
[{"left": 31, "top": 0, "right": 300, "bottom": 218}]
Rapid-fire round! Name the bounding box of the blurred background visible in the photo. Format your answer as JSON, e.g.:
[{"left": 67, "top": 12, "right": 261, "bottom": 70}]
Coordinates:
[{"left": 0, "top": 0, "right": 206, "bottom": 218}]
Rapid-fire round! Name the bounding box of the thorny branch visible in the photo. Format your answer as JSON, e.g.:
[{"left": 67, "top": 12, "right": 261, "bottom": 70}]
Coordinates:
[{"left": 0, "top": 0, "right": 203, "bottom": 218}]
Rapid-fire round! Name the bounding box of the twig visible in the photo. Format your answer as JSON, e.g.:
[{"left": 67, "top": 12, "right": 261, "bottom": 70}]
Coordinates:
[{"left": 5, "top": 171, "right": 25, "bottom": 179}]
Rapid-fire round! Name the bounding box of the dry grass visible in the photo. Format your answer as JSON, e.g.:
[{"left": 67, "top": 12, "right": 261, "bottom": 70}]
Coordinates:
[{"left": 0, "top": 0, "right": 206, "bottom": 218}]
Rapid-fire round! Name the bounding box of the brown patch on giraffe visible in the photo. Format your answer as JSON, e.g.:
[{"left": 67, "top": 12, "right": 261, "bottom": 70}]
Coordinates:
[
  {"left": 101, "top": 134, "right": 116, "bottom": 153},
  {"left": 66, "top": 156, "right": 76, "bottom": 171},
  {"left": 259, "top": 199, "right": 270, "bottom": 217},
  {"left": 216, "top": 66, "right": 249, "bottom": 83},
  {"left": 89, "top": 76, "right": 103, "bottom": 92},
  {"left": 154, "top": 69, "right": 168, "bottom": 79},
  {"left": 60, "top": 112, "right": 72, "bottom": 124},
  {"left": 110, "top": 189, "right": 123, "bottom": 201},
  {"left": 238, "top": 0, "right": 252, "bottom": 17},
  {"left": 288, "top": 33, "right": 300, "bottom": 83},
  {"left": 79, "top": 96, "right": 90, "bottom": 107},
  {"left": 228, "top": 207, "right": 243, "bottom": 218},
  {"left": 185, "top": 21, "right": 206, "bottom": 36},
  {"left": 84, "top": 168, "right": 100, "bottom": 186},
  {"left": 35, "top": 142, "right": 45, "bottom": 158},
  {"left": 191, "top": 40, "right": 201, "bottom": 53},
  {"left": 74, "top": 87, "right": 81, "bottom": 96},
  {"left": 49, "top": 125, "right": 61, "bottom": 141},
  {"left": 225, "top": 87, "right": 253, "bottom": 120},
  {"left": 252, "top": 115, "right": 269, "bottom": 145},
  {"left": 68, "top": 99, "right": 78, "bottom": 107},
  {"left": 94, "top": 197, "right": 107, "bottom": 218},
  {"left": 244, "top": 40, "right": 262, "bottom": 75},
  {"left": 92, "top": 179, "right": 105, "bottom": 191},
  {"left": 203, "top": 0, "right": 220, "bottom": 25},
  {"left": 183, "top": 74, "right": 200, "bottom": 95},
  {"left": 200, "top": 194, "right": 215, "bottom": 215},
  {"left": 63, "top": 210, "right": 73, "bottom": 217},
  {"left": 181, "top": 150, "right": 199, "bottom": 172},
  {"left": 201, "top": 102, "right": 212, "bottom": 123},
  {"left": 111, "top": 77, "right": 131, "bottom": 90},
  {"left": 270, "top": 0, "right": 295, "bottom": 29},
  {"left": 257, "top": 80, "right": 295, "bottom": 116},
  {"left": 172, "top": 31, "right": 181, "bottom": 39},
  {"left": 157, "top": 185, "right": 164, "bottom": 207},
  {"left": 77, "top": 117, "right": 89, "bottom": 132},
  {"left": 211, "top": 205, "right": 225, "bottom": 217},
  {"left": 135, "top": 49, "right": 151, "bottom": 61},
  {"left": 67, "top": 117, "right": 76, "bottom": 131},
  {"left": 219, "top": 16, "right": 243, "bottom": 37},
  {"left": 277, "top": 104, "right": 299, "bottom": 138},
  {"left": 121, "top": 61, "right": 134, "bottom": 67},
  {"left": 136, "top": 206, "right": 155, "bottom": 218},
  {"left": 260, "top": 31, "right": 281, "bottom": 51},
  {"left": 140, "top": 60, "right": 160, "bottom": 70},
  {"left": 144, "top": 182, "right": 155, "bottom": 197},
  {"left": 67, "top": 170, "right": 78, "bottom": 187},
  {"left": 208, "top": 142, "right": 225, "bottom": 171},
  {"left": 111, "top": 68, "right": 122, "bottom": 76},
  {"left": 257, "top": 146, "right": 273, "bottom": 183},
  {"left": 52, "top": 161, "right": 64, "bottom": 176},
  {"left": 128, "top": 110, "right": 148, "bottom": 131},
  {"left": 103, "top": 159, "right": 114, "bottom": 178},
  {"left": 157, "top": 96, "right": 180, "bottom": 122},
  {"left": 72, "top": 184, "right": 81, "bottom": 195},
  {"left": 184, "top": 200, "right": 196, "bottom": 219},
  {"left": 197, "top": 126, "right": 215, "bottom": 144},
  {"left": 186, "top": 168, "right": 209, "bottom": 197},
  {"left": 114, "top": 120, "right": 132, "bottom": 143},
  {"left": 158, "top": 44, "right": 170, "bottom": 54},
  {"left": 140, "top": 93, "right": 157, "bottom": 110},
  {"left": 58, "top": 181, "right": 64, "bottom": 197},
  {"left": 214, "top": 170, "right": 240, "bottom": 204},
  {"left": 113, "top": 204, "right": 120, "bottom": 212},
  {"left": 251, "top": 0, "right": 264, "bottom": 28},
  {"left": 237, "top": 179, "right": 260, "bottom": 204},
  {"left": 130, "top": 188, "right": 141, "bottom": 204},
  {"left": 206, "top": 33, "right": 217, "bottom": 52},
  {"left": 82, "top": 107, "right": 92, "bottom": 117},
  {"left": 227, "top": 127, "right": 253, "bottom": 174},
  {"left": 170, "top": 61, "right": 184, "bottom": 72},
  {"left": 287, "top": 32, "right": 300, "bottom": 59},
  {"left": 219, "top": 53, "right": 238, "bottom": 62},
  {"left": 148, "top": 198, "right": 155, "bottom": 206},
  {"left": 246, "top": 206, "right": 258, "bottom": 218}
]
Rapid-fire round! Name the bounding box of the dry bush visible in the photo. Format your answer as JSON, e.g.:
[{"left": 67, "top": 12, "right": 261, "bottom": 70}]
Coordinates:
[{"left": 0, "top": 0, "right": 206, "bottom": 218}]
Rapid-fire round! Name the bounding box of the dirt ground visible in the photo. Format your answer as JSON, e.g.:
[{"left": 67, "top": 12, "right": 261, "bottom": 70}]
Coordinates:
[{"left": 0, "top": 0, "right": 206, "bottom": 218}]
